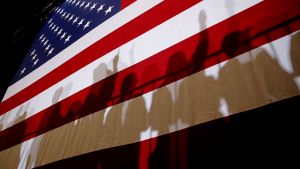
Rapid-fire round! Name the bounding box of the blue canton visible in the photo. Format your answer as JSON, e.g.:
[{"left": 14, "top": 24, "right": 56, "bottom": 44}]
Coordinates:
[{"left": 12, "top": 0, "right": 121, "bottom": 84}]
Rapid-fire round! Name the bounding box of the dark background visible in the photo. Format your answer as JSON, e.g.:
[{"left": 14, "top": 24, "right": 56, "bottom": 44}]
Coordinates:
[{"left": 0, "top": 0, "right": 62, "bottom": 100}]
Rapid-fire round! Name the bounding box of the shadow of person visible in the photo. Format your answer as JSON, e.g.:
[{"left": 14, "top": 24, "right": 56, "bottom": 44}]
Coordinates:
[
  {"left": 131, "top": 64, "right": 162, "bottom": 169},
  {"left": 63, "top": 62, "right": 112, "bottom": 161},
  {"left": 255, "top": 49, "right": 299, "bottom": 98},
  {"left": 38, "top": 87, "right": 64, "bottom": 134},
  {"left": 221, "top": 28, "right": 252, "bottom": 60},
  {"left": 178, "top": 71, "right": 222, "bottom": 123},
  {"left": 0, "top": 107, "right": 27, "bottom": 169},
  {"left": 147, "top": 88, "right": 174, "bottom": 169},
  {"left": 178, "top": 12, "right": 223, "bottom": 124},
  {"left": 34, "top": 52, "right": 120, "bottom": 166},
  {"left": 37, "top": 57, "right": 120, "bottom": 166},
  {"left": 146, "top": 51, "right": 191, "bottom": 169},
  {"left": 120, "top": 72, "right": 148, "bottom": 145},
  {"left": 77, "top": 51, "right": 121, "bottom": 118},
  {"left": 34, "top": 86, "right": 65, "bottom": 165},
  {"left": 190, "top": 10, "right": 209, "bottom": 73},
  {"left": 67, "top": 51, "right": 119, "bottom": 122},
  {"left": 99, "top": 73, "right": 141, "bottom": 169},
  {"left": 174, "top": 11, "right": 225, "bottom": 169},
  {"left": 78, "top": 63, "right": 114, "bottom": 117},
  {"left": 219, "top": 44, "right": 300, "bottom": 114}
]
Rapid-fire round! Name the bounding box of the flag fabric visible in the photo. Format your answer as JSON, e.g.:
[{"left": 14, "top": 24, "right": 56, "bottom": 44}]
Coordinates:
[{"left": 0, "top": 0, "right": 300, "bottom": 168}]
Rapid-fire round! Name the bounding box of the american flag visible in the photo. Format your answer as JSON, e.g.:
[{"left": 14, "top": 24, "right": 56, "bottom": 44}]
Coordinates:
[{"left": 1, "top": 0, "right": 300, "bottom": 168}]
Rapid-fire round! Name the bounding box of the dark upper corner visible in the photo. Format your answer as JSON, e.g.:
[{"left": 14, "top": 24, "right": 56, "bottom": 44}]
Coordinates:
[{"left": 0, "top": 0, "right": 63, "bottom": 101}]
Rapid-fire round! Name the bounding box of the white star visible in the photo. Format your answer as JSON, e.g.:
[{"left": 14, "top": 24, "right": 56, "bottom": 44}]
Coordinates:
[
  {"left": 105, "top": 6, "right": 113, "bottom": 15},
  {"left": 48, "top": 18, "right": 52, "bottom": 24},
  {"left": 72, "top": 0, "right": 76, "bottom": 5},
  {"left": 59, "top": 9, "right": 64, "bottom": 15},
  {"left": 51, "top": 24, "right": 56, "bottom": 30},
  {"left": 84, "top": 2, "right": 90, "bottom": 9},
  {"left": 45, "top": 44, "right": 51, "bottom": 51},
  {"left": 20, "top": 68, "right": 26, "bottom": 75},
  {"left": 90, "top": 3, "right": 97, "bottom": 11},
  {"left": 72, "top": 17, "right": 79, "bottom": 24},
  {"left": 97, "top": 4, "right": 104, "bottom": 13},
  {"left": 65, "top": 13, "right": 70, "bottom": 20},
  {"left": 54, "top": 26, "right": 59, "bottom": 33},
  {"left": 83, "top": 20, "right": 91, "bottom": 30},
  {"left": 39, "top": 34, "right": 44, "bottom": 40},
  {"left": 75, "top": 1, "right": 80, "bottom": 7},
  {"left": 77, "top": 19, "right": 84, "bottom": 27},
  {"left": 64, "top": 35, "right": 71, "bottom": 44},
  {"left": 48, "top": 48, "right": 54, "bottom": 56},
  {"left": 33, "top": 59, "right": 39, "bottom": 66},
  {"left": 60, "top": 32, "right": 66, "bottom": 40},
  {"left": 49, "top": 23, "right": 53, "bottom": 28},
  {"left": 57, "top": 8, "right": 61, "bottom": 13},
  {"left": 80, "top": 1, "right": 85, "bottom": 8},
  {"left": 30, "top": 49, "right": 36, "bottom": 56},
  {"left": 32, "top": 53, "right": 37, "bottom": 60},
  {"left": 41, "top": 37, "right": 46, "bottom": 43},
  {"left": 57, "top": 29, "right": 63, "bottom": 36},
  {"left": 43, "top": 40, "right": 49, "bottom": 46},
  {"left": 62, "top": 12, "right": 67, "bottom": 18},
  {"left": 68, "top": 15, "right": 74, "bottom": 22}
]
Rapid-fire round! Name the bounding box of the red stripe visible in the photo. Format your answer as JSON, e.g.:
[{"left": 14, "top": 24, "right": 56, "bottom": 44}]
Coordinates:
[
  {"left": 0, "top": 0, "right": 299, "bottom": 151},
  {"left": 0, "top": 0, "right": 203, "bottom": 115},
  {"left": 120, "top": 0, "right": 136, "bottom": 9}
]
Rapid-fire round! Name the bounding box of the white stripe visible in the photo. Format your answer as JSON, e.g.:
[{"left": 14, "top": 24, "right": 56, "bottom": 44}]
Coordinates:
[
  {"left": 0, "top": 0, "right": 261, "bottom": 131},
  {"left": 10, "top": 31, "right": 299, "bottom": 168},
  {"left": 2, "top": 0, "right": 163, "bottom": 101}
]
